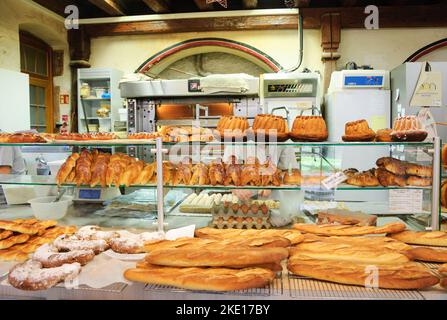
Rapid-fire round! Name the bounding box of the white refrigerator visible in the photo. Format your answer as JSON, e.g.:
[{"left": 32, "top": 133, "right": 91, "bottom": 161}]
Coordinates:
[{"left": 325, "top": 70, "right": 391, "bottom": 202}]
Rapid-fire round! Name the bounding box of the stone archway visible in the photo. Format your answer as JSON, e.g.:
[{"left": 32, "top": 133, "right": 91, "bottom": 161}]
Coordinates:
[{"left": 136, "top": 38, "right": 283, "bottom": 78}]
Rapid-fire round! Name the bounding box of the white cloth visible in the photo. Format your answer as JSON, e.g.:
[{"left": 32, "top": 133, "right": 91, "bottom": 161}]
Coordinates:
[
  {"left": 0, "top": 147, "right": 25, "bottom": 174},
  {"left": 198, "top": 73, "right": 254, "bottom": 93}
]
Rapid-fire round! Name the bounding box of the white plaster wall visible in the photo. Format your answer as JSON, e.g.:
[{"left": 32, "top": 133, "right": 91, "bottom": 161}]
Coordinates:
[{"left": 0, "top": 0, "right": 71, "bottom": 123}]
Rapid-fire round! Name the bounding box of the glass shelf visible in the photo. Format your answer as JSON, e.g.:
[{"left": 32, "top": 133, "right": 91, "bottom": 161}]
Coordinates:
[
  {"left": 0, "top": 141, "right": 435, "bottom": 148},
  {"left": 0, "top": 174, "right": 432, "bottom": 191}
]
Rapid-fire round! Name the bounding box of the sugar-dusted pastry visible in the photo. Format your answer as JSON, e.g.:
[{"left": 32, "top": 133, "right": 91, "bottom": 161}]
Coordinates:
[{"left": 391, "top": 116, "right": 427, "bottom": 142}]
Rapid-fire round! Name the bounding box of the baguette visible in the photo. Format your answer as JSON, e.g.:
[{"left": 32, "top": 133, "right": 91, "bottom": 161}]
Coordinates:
[
  {"left": 137, "top": 260, "right": 283, "bottom": 272},
  {"left": 301, "top": 234, "right": 411, "bottom": 251},
  {"left": 389, "top": 230, "right": 447, "bottom": 247},
  {"left": 195, "top": 227, "right": 304, "bottom": 245},
  {"left": 287, "top": 257, "right": 439, "bottom": 290},
  {"left": 293, "top": 222, "right": 406, "bottom": 236},
  {"left": 405, "top": 247, "right": 447, "bottom": 263},
  {"left": 439, "top": 263, "right": 447, "bottom": 275},
  {"left": 124, "top": 264, "right": 275, "bottom": 291},
  {"left": 144, "top": 236, "right": 291, "bottom": 252},
  {"left": 290, "top": 245, "right": 410, "bottom": 265},
  {"left": 145, "top": 247, "right": 289, "bottom": 268}
]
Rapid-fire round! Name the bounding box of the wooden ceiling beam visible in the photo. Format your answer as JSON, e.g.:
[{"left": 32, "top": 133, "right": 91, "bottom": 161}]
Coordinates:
[
  {"left": 242, "top": 0, "right": 258, "bottom": 9},
  {"left": 88, "top": 0, "right": 126, "bottom": 16},
  {"left": 296, "top": 0, "right": 311, "bottom": 7},
  {"left": 83, "top": 3, "right": 447, "bottom": 37},
  {"left": 341, "top": 0, "right": 358, "bottom": 6},
  {"left": 193, "top": 0, "right": 214, "bottom": 11},
  {"left": 142, "top": 0, "right": 171, "bottom": 13}
]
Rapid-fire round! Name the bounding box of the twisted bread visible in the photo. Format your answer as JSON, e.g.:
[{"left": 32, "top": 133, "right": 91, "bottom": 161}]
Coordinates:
[
  {"left": 146, "top": 247, "right": 289, "bottom": 268},
  {"left": 0, "top": 230, "right": 13, "bottom": 240},
  {"left": 0, "top": 234, "right": 30, "bottom": 250},
  {"left": 8, "top": 260, "right": 81, "bottom": 291},
  {"left": 195, "top": 227, "right": 304, "bottom": 245},
  {"left": 124, "top": 264, "right": 275, "bottom": 291},
  {"left": 293, "top": 222, "right": 406, "bottom": 236},
  {"left": 0, "top": 249, "right": 29, "bottom": 262},
  {"left": 389, "top": 230, "right": 447, "bottom": 247},
  {"left": 287, "top": 257, "right": 439, "bottom": 290},
  {"left": 0, "top": 220, "right": 41, "bottom": 235}
]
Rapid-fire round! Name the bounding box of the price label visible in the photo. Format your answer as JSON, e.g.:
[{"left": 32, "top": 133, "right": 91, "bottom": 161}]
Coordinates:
[
  {"left": 322, "top": 171, "right": 347, "bottom": 190},
  {"left": 389, "top": 189, "right": 423, "bottom": 213}
]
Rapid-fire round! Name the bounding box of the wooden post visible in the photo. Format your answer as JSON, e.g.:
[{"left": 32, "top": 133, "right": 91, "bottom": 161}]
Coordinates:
[
  {"left": 321, "top": 13, "right": 341, "bottom": 94},
  {"left": 68, "top": 27, "right": 91, "bottom": 133}
]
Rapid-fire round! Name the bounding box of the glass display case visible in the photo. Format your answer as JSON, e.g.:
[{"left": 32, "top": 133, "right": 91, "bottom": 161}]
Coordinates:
[{"left": 0, "top": 139, "right": 441, "bottom": 232}]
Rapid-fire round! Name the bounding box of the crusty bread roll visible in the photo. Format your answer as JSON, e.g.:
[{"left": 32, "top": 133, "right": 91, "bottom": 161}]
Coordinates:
[
  {"left": 405, "top": 247, "right": 447, "bottom": 263},
  {"left": 146, "top": 247, "right": 289, "bottom": 268},
  {"left": 389, "top": 230, "right": 447, "bottom": 247},
  {"left": 287, "top": 257, "right": 439, "bottom": 290},
  {"left": 195, "top": 227, "right": 304, "bottom": 245},
  {"left": 293, "top": 222, "right": 406, "bottom": 236},
  {"left": 290, "top": 243, "right": 410, "bottom": 265},
  {"left": 124, "top": 264, "right": 275, "bottom": 291}
]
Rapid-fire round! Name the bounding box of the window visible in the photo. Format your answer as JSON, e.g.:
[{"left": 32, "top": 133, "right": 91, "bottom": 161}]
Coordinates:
[{"left": 19, "top": 32, "right": 54, "bottom": 133}]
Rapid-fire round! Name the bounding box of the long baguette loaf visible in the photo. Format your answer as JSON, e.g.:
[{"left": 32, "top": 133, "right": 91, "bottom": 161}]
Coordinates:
[
  {"left": 136, "top": 260, "right": 283, "bottom": 272},
  {"left": 293, "top": 222, "right": 406, "bottom": 236},
  {"left": 195, "top": 227, "right": 304, "bottom": 245},
  {"left": 290, "top": 247, "right": 410, "bottom": 265},
  {"left": 146, "top": 247, "right": 289, "bottom": 268},
  {"left": 405, "top": 247, "right": 447, "bottom": 263},
  {"left": 302, "top": 234, "right": 411, "bottom": 251},
  {"left": 144, "top": 236, "right": 291, "bottom": 252},
  {"left": 124, "top": 264, "right": 275, "bottom": 291},
  {"left": 389, "top": 230, "right": 447, "bottom": 247},
  {"left": 287, "top": 257, "right": 439, "bottom": 290},
  {"left": 439, "top": 263, "right": 447, "bottom": 275}
]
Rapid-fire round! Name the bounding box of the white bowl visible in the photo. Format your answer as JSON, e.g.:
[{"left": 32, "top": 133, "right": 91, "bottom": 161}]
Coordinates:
[{"left": 28, "top": 196, "right": 73, "bottom": 220}]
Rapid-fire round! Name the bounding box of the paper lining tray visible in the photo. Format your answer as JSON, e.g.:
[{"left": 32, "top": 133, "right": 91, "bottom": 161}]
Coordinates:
[{"left": 144, "top": 275, "right": 282, "bottom": 297}]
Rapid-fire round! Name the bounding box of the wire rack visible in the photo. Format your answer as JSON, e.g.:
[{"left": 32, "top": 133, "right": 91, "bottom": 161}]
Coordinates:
[
  {"left": 420, "top": 262, "right": 443, "bottom": 270},
  {"left": 144, "top": 274, "right": 283, "bottom": 297},
  {"left": 287, "top": 274, "right": 425, "bottom": 300}
]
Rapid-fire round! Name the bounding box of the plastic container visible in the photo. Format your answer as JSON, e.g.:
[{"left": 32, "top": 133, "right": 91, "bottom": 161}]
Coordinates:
[
  {"left": 2, "top": 185, "right": 36, "bottom": 205},
  {"left": 118, "top": 108, "right": 128, "bottom": 121},
  {"left": 28, "top": 196, "right": 73, "bottom": 220}
]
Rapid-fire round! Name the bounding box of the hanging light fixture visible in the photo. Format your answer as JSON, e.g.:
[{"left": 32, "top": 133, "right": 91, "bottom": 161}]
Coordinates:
[{"left": 206, "top": 0, "right": 228, "bottom": 8}]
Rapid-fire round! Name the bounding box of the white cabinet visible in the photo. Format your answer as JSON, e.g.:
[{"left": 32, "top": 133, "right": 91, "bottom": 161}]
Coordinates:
[{"left": 77, "top": 68, "right": 123, "bottom": 133}]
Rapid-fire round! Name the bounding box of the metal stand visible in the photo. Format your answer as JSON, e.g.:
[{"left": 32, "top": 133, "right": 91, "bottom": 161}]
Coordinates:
[
  {"left": 152, "top": 137, "right": 167, "bottom": 233},
  {"left": 431, "top": 136, "right": 441, "bottom": 231}
]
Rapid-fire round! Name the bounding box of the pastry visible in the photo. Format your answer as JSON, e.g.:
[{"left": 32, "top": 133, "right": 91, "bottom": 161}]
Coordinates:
[
  {"left": 375, "top": 167, "right": 407, "bottom": 187},
  {"left": 0, "top": 220, "right": 41, "bottom": 235},
  {"left": 389, "top": 230, "right": 447, "bottom": 247},
  {"left": 293, "top": 222, "right": 406, "bottom": 236},
  {"left": 224, "top": 156, "right": 242, "bottom": 186},
  {"left": 0, "top": 234, "right": 30, "bottom": 250},
  {"left": 53, "top": 235, "right": 109, "bottom": 254},
  {"left": 316, "top": 209, "right": 377, "bottom": 226},
  {"left": 375, "top": 128, "right": 393, "bottom": 142},
  {"left": 376, "top": 157, "right": 407, "bottom": 176},
  {"left": 283, "top": 169, "right": 301, "bottom": 185},
  {"left": 290, "top": 115, "right": 328, "bottom": 142},
  {"left": 405, "top": 247, "right": 447, "bottom": 263},
  {"left": 248, "top": 114, "right": 289, "bottom": 142},
  {"left": 208, "top": 159, "right": 226, "bottom": 186},
  {"left": 405, "top": 163, "right": 432, "bottom": 178},
  {"left": 124, "top": 264, "right": 275, "bottom": 291},
  {"left": 145, "top": 247, "right": 288, "bottom": 268},
  {"left": 172, "top": 158, "right": 193, "bottom": 186},
  {"left": 259, "top": 159, "right": 282, "bottom": 186},
  {"left": 135, "top": 162, "right": 156, "bottom": 185},
  {"left": 287, "top": 257, "right": 439, "bottom": 290},
  {"left": 32, "top": 243, "right": 95, "bottom": 268},
  {"left": 8, "top": 260, "right": 81, "bottom": 291},
  {"left": 75, "top": 226, "right": 120, "bottom": 242},
  {"left": 6, "top": 133, "right": 47, "bottom": 143},
  {"left": 109, "top": 230, "right": 164, "bottom": 254},
  {"left": 56, "top": 153, "right": 80, "bottom": 185},
  {"left": 342, "top": 119, "right": 375, "bottom": 142},
  {"left": 189, "top": 162, "right": 210, "bottom": 186},
  {"left": 240, "top": 157, "right": 261, "bottom": 186},
  {"left": 195, "top": 227, "right": 304, "bottom": 245},
  {"left": 346, "top": 170, "right": 379, "bottom": 187},
  {"left": 391, "top": 116, "right": 428, "bottom": 142},
  {"left": 406, "top": 175, "right": 431, "bottom": 187},
  {"left": 119, "top": 160, "right": 145, "bottom": 187}
]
